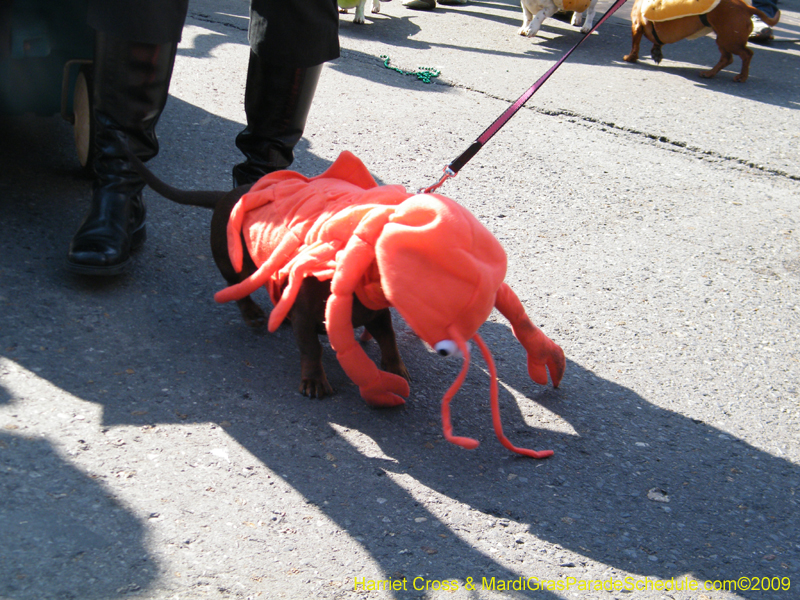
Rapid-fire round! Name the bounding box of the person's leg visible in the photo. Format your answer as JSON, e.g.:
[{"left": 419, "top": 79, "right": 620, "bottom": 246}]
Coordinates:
[
  {"left": 232, "top": 0, "right": 339, "bottom": 186},
  {"left": 68, "top": 1, "right": 188, "bottom": 275},
  {"left": 68, "top": 34, "right": 178, "bottom": 274},
  {"left": 232, "top": 59, "right": 323, "bottom": 187},
  {"left": 750, "top": 0, "right": 779, "bottom": 43},
  {"left": 752, "top": 0, "right": 778, "bottom": 18}
]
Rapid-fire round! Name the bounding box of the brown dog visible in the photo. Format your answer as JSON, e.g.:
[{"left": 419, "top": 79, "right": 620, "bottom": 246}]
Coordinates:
[
  {"left": 624, "top": 0, "right": 780, "bottom": 82},
  {"left": 129, "top": 156, "right": 409, "bottom": 398}
]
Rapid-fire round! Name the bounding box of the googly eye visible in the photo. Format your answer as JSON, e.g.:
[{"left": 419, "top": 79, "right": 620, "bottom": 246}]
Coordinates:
[{"left": 434, "top": 340, "right": 459, "bottom": 357}]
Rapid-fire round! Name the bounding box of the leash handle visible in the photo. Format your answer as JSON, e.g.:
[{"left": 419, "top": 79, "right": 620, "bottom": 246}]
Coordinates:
[{"left": 423, "top": 0, "right": 629, "bottom": 194}]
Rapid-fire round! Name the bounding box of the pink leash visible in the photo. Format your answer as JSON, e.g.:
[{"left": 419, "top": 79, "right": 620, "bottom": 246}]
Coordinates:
[{"left": 423, "top": 0, "right": 629, "bottom": 193}]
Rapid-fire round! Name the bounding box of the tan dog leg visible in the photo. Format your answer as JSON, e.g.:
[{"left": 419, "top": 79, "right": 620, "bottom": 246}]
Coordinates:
[
  {"left": 624, "top": 17, "right": 646, "bottom": 62},
  {"left": 700, "top": 48, "right": 735, "bottom": 79},
  {"left": 625, "top": 0, "right": 780, "bottom": 82},
  {"left": 708, "top": 6, "right": 763, "bottom": 82},
  {"left": 363, "top": 309, "right": 410, "bottom": 381}
]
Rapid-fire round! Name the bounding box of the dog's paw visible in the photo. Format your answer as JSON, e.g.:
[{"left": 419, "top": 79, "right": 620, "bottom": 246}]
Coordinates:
[
  {"left": 238, "top": 298, "right": 267, "bottom": 327},
  {"left": 521, "top": 24, "right": 541, "bottom": 38},
  {"left": 571, "top": 12, "right": 584, "bottom": 27},
  {"left": 382, "top": 358, "right": 411, "bottom": 382},
  {"left": 300, "top": 375, "right": 334, "bottom": 399}
]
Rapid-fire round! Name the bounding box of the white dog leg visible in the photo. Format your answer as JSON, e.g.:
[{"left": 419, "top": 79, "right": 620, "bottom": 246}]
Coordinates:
[
  {"left": 372, "top": 0, "right": 381, "bottom": 12},
  {"left": 519, "top": 4, "right": 535, "bottom": 36},
  {"left": 572, "top": 0, "right": 598, "bottom": 33},
  {"left": 522, "top": 6, "right": 557, "bottom": 38},
  {"left": 580, "top": 8, "right": 596, "bottom": 32},
  {"left": 354, "top": 1, "right": 366, "bottom": 23}
]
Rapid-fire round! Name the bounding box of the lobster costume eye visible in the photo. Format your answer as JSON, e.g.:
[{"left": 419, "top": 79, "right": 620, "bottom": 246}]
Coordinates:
[{"left": 435, "top": 340, "right": 460, "bottom": 357}]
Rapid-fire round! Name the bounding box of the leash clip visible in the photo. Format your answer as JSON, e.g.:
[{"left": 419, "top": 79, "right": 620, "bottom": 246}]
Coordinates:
[{"left": 420, "top": 166, "right": 456, "bottom": 194}]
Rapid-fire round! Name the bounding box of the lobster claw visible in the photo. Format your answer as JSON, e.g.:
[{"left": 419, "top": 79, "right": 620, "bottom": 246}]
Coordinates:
[
  {"left": 527, "top": 336, "right": 566, "bottom": 388},
  {"left": 359, "top": 372, "right": 410, "bottom": 408},
  {"left": 495, "top": 283, "right": 565, "bottom": 388}
]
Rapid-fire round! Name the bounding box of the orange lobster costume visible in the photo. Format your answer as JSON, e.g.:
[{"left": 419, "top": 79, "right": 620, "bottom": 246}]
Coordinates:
[{"left": 214, "top": 151, "right": 565, "bottom": 458}]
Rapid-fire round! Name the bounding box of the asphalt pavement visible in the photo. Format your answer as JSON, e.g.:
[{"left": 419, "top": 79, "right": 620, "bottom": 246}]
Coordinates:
[{"left": 1, "top": 0, "right": 799, "bottom": 598}]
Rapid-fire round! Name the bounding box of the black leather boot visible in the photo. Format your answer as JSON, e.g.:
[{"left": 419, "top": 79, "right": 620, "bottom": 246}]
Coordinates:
[
  {"left": 232, "top": 53, "right": 322, "bottom": 187},
  {"left": 67, "top": 33, "right": 178, "bottom": 275}
]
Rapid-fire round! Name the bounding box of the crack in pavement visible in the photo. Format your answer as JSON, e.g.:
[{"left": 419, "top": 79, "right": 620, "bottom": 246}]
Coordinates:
[
  {"left": 190, "top": 13, "right": 798, "bottom": 183},
  {"left": 341, "top": 48, "right": 799, "bottom": 183}
]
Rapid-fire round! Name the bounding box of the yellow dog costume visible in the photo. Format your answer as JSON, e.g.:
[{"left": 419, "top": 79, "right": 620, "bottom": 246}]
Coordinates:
[{"left": 642, "top": 0, "right": 721, "bottom": 20}]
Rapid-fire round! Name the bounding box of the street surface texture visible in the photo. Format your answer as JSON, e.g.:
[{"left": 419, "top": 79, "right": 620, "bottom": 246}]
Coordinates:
[{"left": 1, "top": 0, "right": 799, "bottom": 599}]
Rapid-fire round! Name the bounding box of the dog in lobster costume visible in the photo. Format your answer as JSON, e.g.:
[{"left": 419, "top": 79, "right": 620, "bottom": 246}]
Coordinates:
[{"left": 213, "top": 151, "right": 565, "bottom": 458}]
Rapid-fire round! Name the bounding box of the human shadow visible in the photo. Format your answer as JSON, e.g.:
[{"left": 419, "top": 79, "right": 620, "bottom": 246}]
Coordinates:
[
  {"left": 178, "top": 7, "right": 248, "bottom": 60},
  {"left": 212, "top": 312, "right": 798, "bottom": 598},
  {"left": 176, "top": 0, "right": 798, "bottom": 110},
  {"left": 445, "top": 320, "right": 800, "bottom": 593},
  {"left": 0, "top": 99, "right": 563, "bottom": 599},
  {"left": 0, "top": 430, "right": 154, "bottom": 599},
  {"left": 2, "top": 88, "right": 798, "bottom": 600},
  {"left": 0, "top": 114, "right": 158, "bottom": 600}
]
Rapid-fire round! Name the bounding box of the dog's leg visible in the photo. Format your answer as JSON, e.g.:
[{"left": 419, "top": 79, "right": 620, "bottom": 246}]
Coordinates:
[
  {"left": 292, "top": 277, "right": 334, "bottom": 398},
  {"left": 293, "top": 316, "right": 333, "bottom": 398},
  {"left": 573, "top": 0, "right": 598, "bottom": 33},
  {"left": 364, "top": 309, "right": 410, "bottom": 381},
  {"left": 624, "top": 20, "right": 645, "bottom": 62},
  {"left": 651, "top": 42, "right": 664, "bottom": 64},
  {"left": 700, "top": 47, "right": 735, "bottom": 79},
  {"left": 581, "top": 8, "right": 596, "bottom": 32},
  {"left": 710, "top": 8, "right": 759, "bottom": 82},
  {"left": 354, "top": 1, "right": 366, "bottom": 23},
  {"left": 731, "top": 46, "right": 752, "bottom": 83},
  {"left": 372, "top": 0, "right": 381, "bottom": 13},
  {"left": 522, "top": 6, "right": 558, "bottom": 38},
  {"left": 645, "top": 22, "right": 665, "bottom": 64},
  {"left": 519, "top": 2, "right": 535, "bottom": 36}
]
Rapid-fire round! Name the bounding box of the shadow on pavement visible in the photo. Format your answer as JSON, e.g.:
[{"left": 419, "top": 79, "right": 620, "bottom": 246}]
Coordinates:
[
  {"left": 178, "top": 1, "right": 798, "bottom": 113},
  {"left": 0, "top": 431, "right": 154, "bottom": 599},
  {"left": 0, "top": 90, "right": 797, "bottom": 599}
]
